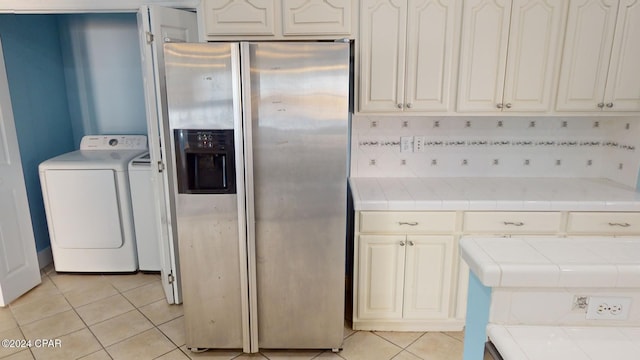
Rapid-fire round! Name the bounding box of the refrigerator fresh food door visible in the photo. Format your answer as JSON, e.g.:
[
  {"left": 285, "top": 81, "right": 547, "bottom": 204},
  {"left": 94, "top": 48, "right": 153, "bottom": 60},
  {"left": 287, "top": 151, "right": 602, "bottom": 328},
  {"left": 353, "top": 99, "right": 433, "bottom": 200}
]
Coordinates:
[{"left": 242, "top": 42, "right": 350, "bottom": 350}]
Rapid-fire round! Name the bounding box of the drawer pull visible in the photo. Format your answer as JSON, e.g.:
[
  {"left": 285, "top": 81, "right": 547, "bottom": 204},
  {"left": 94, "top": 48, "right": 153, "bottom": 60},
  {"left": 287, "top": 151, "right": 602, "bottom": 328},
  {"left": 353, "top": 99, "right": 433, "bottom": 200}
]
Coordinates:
[
  {"left": 503, "top": 221, "right": 525, "bottom": 227},
  {"left": 399, "top": 241, "right": 406, "bottom": 246},
  {"left": 398, "top": 221, "right": 419, "bottom": 226},
  {"left": 608, "top": 222, "right": 631, "bottom": 227}
]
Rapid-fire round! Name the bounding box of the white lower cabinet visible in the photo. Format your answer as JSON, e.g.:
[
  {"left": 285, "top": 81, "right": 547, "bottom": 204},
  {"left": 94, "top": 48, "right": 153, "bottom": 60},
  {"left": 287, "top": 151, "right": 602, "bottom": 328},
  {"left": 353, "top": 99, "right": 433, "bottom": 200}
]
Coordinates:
[
  {"left": 358, "top": 235, "right": 406, "bottom": 320},
  {"left": 567, "top": 212, "right": 640, "bottom": 235},
  {"left": 402, "top": 236, "right": 454, "bottom": 319},
  {"left": 463, "top": 211, "right": 563, "bottom": 235},
  {"left": 353, "top": 212, "right": 459, "bottom": 331},
  {"left": 353, "top": 209, "right": 636, "bottom": 331},
  {"left": 358, "top": 235, "right": 454, "bottom": 321}
]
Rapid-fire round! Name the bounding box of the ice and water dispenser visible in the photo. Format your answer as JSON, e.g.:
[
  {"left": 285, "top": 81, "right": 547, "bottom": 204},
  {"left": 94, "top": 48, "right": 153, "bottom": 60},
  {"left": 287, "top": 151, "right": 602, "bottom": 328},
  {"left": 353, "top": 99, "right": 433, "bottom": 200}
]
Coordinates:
[{"left": 173, "top": 129, "right": 236, "bottom": 194}]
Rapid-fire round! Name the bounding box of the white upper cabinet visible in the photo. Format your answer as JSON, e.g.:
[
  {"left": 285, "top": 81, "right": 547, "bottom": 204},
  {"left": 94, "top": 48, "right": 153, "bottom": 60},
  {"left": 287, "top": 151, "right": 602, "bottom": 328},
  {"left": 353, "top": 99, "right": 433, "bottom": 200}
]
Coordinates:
[
  {"left": 359, "top": 0, "right": 460, "bottom": 113},
  {"left": 457, "top": 0, "right": 566, "bottom": 113},
  {"left": 359, "top": 0, "right": 408, "bottom": 112},
  {"left": 202, "top": 0, "right": 277, "bottom": 36},
  {"left": 557, "top": 0, "right": 640, "bottom": 112},
  {"left": 282, "top": 0, "right": 353, "bottom": 35},
  {"left": 200, "top": 0, "right": 355, "bottom": 39}
]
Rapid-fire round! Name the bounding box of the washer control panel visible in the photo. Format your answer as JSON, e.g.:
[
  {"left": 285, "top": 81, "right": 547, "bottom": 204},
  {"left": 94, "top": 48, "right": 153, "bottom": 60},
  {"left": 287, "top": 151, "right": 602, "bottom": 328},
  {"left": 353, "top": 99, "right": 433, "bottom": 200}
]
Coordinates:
[{"left": 80, "top": 135, "right": 148, "bottom": 150}]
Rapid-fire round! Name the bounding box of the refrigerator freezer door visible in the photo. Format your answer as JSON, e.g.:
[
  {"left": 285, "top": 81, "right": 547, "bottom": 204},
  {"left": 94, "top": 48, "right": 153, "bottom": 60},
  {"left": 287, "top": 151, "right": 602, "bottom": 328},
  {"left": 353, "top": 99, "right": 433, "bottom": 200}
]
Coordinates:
[
  {"left": 164, "top": 43, "right": 248, "bottom": 350},
  {"left": 164, "top": 43, "right": 236, "bottom": 130},
  {"left": 244, "top": 42, "right": 350, "bottom": 349}
]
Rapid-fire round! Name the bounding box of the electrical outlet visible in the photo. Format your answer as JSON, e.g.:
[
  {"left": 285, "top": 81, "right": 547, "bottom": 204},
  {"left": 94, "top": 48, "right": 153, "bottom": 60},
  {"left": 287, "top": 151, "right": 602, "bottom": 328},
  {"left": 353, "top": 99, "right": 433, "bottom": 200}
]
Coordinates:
[
  {"left": 414, "top": 136, "right": 425, "bottom": 152},
  {"left": 400, "top": 137, "right": 413, "bottom": 153},
  {"left": 586, "top": 296, "right": 632, "bottom": 320}
]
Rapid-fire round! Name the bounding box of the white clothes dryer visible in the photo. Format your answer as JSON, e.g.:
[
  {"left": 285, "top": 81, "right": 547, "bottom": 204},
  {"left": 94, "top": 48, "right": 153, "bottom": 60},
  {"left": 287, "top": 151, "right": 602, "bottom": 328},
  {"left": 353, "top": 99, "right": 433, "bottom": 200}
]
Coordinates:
[
  {"left": 39, "top": 135, "right": 147, "bottom": 272},
  {"left": 128, "top": 152, "right": 161, "bottom": 272}
]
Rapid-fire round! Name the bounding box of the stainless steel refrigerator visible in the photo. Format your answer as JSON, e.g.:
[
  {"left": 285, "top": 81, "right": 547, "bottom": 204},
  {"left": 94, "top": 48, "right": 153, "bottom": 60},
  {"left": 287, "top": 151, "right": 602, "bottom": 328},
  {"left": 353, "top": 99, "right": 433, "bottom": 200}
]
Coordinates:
[{"left": 163, "top": 42, "right": 350, "bottom": 353}]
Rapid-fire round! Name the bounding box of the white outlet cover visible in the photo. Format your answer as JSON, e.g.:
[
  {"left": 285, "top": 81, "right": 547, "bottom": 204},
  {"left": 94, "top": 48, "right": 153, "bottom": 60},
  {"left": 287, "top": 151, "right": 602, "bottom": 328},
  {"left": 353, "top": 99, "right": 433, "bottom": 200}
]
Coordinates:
[
  {"left": 414, "top": 136, "right": 426, "bottom": 153},
  {"left": 586, "top": 296, "right": 632, "bottom": 320}
]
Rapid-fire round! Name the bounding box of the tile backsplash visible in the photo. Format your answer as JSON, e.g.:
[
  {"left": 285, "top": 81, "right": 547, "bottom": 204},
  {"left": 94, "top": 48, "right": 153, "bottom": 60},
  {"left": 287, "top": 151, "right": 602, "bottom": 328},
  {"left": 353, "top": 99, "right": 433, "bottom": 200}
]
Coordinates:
[{"left": 351, "top": 115, "right": 640, "bottom": 188}]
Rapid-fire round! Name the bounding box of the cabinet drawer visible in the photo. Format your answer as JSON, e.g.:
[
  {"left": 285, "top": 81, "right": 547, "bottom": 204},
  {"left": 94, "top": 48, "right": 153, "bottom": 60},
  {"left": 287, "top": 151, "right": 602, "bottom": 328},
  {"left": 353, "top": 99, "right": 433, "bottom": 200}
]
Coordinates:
[
  {"left": 359, "top": 212, "right": 456, "bottom": 234},
  {"left": 567, "top": 212, "right": 640, "bottom": 234},
  {"left": 463, "top": 212, "right": 562, "bottom": 234}
]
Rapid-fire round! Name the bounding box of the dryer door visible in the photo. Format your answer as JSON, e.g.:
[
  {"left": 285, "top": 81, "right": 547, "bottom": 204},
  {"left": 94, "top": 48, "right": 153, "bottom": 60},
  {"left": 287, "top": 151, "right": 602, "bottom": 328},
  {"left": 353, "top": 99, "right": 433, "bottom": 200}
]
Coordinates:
[{"left": 42, "top": 169, "right": 123, "bottom": 249}]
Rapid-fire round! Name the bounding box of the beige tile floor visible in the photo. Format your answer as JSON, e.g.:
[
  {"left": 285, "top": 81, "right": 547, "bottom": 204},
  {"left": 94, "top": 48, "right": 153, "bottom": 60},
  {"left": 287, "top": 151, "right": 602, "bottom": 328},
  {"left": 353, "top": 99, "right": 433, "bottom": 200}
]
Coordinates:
[{"left": 0, "top": 266, "right": 465, "bottom": 360}]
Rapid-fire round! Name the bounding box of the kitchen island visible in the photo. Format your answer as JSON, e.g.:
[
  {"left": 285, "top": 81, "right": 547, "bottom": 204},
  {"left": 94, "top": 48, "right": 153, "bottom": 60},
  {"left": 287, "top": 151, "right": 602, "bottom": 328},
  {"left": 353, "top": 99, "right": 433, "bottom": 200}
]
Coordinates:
[{"left": 460, "top": 236, "right": 640, "bottom": 360}]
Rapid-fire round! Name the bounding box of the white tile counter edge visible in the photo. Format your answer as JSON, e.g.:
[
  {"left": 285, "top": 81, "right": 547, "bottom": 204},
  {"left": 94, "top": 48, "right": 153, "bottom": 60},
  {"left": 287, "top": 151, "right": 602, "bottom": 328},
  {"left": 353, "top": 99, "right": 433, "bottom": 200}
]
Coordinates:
[
  {"left": 459, "top": 237, "right": 640, "bottom": 288},
  {"left": 349, "top": 177, "right": 640, "bottom": 211}
]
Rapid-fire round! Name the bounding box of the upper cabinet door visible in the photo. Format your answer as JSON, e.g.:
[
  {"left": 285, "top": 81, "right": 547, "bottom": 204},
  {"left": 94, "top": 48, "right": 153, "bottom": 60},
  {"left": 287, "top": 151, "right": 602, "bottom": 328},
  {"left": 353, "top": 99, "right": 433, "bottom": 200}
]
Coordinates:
[
  {"left": 556, "top": 0, "right": 619, "bottom": 111},
  {"left": 282, "top": 0, "right": 353, "bottom": 35},
  {"left": 457, "top": 0, "right": 512, "bottom": 112},
  {"left": 603, "top": 0, "right": 640, "bottom": 111},
  {"left": 502, "top": 0, "right": 565, "bottom": 112},
  {"left": 203, "top": 0, "right": 277, "bottom": 36},
  {"left": 404, "top": 0, "right": 459, "bottom": 112},
  {"left": 359, "top": 0, "right": 408, "bottom": 112}
]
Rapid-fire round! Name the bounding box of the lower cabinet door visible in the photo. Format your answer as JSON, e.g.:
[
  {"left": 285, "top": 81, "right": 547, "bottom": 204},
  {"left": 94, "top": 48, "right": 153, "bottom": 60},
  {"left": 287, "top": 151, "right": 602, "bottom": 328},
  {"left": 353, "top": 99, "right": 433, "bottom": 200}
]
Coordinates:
[
  {"left": 358, "top": 235, "right": 406, "bottom": 320},
  {"left": 403, "top": 236, "right": 454, "bottom": 319}
]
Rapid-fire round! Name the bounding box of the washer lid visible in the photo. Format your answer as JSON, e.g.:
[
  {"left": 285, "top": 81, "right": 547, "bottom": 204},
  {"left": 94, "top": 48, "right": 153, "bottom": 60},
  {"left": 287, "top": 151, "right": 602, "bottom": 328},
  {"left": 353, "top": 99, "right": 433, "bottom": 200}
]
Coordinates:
[{"left": 39, "top": 149, "right": 147, "bottom": 171}]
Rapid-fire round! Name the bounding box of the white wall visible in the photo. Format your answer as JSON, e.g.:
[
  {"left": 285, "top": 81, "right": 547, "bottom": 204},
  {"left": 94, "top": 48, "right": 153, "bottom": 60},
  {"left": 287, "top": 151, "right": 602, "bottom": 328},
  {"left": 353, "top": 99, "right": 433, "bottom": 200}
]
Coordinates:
[{"left": 58, "top": 13, "right": 147, "bottom": 145}]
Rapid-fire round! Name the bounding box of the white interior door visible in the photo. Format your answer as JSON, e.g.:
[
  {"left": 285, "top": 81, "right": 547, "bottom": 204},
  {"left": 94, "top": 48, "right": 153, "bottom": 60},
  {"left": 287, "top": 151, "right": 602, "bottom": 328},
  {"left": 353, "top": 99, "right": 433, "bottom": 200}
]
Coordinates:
[
  {"left": 138, "top": 5, "right": 198, "bottom": 304},
  {"left": 0, "top": 38, "right": 41, "bottom": 306}
]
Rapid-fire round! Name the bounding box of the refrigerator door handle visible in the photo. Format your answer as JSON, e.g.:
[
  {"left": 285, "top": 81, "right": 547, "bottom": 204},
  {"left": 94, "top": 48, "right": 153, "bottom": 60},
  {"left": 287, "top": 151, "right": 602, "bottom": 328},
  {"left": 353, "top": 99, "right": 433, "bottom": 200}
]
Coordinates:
[{"left": 239, "top": 42, "right": 260, "bottom": 354}]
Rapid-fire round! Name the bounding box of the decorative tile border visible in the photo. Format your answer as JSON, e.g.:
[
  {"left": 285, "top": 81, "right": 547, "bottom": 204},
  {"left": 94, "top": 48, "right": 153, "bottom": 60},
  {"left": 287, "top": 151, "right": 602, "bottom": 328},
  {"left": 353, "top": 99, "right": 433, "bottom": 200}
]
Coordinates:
[{"left": 350, "top": 115, "right": 640, "bottom": 188}]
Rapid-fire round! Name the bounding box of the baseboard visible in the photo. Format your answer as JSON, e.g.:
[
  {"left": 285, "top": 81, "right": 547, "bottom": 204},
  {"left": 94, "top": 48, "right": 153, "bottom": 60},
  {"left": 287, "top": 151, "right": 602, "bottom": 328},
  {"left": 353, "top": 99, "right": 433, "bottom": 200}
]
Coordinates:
[
  {"left": 37, "top": 247, "right": 53, "bottom": 269},
  {"left": 352, "top": 319, "right": 465, "bottom": 332}
]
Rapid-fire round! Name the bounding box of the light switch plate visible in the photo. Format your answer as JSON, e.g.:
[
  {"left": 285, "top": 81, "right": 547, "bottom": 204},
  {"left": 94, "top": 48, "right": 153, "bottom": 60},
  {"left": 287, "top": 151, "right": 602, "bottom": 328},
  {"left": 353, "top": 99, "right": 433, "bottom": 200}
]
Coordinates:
[{"left": 400, "top": 137, "right": 413, "bottom": 153}]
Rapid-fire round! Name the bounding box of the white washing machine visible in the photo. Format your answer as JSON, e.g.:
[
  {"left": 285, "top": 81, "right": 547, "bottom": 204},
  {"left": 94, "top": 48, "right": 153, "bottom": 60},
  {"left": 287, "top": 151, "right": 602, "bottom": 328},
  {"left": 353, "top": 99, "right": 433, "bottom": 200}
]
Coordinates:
[
  {"left": 128, "top": 152, "right": 161, "bottom": 272},
  {"left": 39, "top": 135, "right": 147, "bottom": 272}
]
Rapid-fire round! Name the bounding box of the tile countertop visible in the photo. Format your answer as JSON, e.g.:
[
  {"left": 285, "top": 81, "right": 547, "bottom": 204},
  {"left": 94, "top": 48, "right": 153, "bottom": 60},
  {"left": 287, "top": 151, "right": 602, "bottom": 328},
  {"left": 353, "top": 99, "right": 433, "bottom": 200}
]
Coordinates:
[
  {"left": 349, "top": 177, "right": 640, "bottom": 211},
  {"left": 459, "top": 236, "right": 640, "bottom": 288},
  {"left": 487, "top": 324, "right": 640, "bottom": 360}
]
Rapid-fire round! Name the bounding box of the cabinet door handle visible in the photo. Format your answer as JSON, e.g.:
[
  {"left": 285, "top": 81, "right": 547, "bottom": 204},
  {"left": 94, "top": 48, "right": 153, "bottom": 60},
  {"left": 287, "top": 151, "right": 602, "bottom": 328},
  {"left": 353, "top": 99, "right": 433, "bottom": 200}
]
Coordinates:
[
  {"left": 496, "top": 103, "right": 504, "bottom": 109},
  {"left": 398, "top": 221, "right": 419, "bottom": 226},
  {"left": 606, "top": 102, "right": 614, "bottom": 108},
  {"left": 397, "top": 103, "right": 403, "bottom": 109},
  {"left": 505, "top": 103, "right": 512, "bottom": 109},
  {"left": 503, "top": 221, "right": 525, "bottom": 226},
  {"left": 408, "top": 241, "right": 414, "bottom": 246},
  {"left": 608, "top": 222, "right": 631, "bottom": 227},
  {"left": 406, "top": 103, "right": 413, "bottom": 109},
  {"left": 597, "top": 102, "right": 605, "bottom": 108},
  {"left": 399, "top": 241, "right": 406, "bottom": 246}
]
